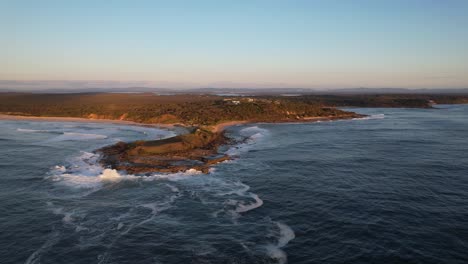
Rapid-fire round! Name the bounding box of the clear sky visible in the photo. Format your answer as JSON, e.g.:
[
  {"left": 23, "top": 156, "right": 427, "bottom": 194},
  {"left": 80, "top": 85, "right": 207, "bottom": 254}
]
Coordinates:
[{"left": 1, "top": 0, "right": 468, "bottom": 89}]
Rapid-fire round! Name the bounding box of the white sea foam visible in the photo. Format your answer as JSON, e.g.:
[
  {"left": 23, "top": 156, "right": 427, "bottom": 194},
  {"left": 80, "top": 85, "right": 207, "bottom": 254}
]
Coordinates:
[
  {"left": 49, "top": 132, "right": 108, "bottom": 141},
  {"left": 265, "top": 245, "right": 288, "bottom": 264},
  {"left": 216, "top": 181, "right": 251, "bottom": 196},
  {"left": 210, "top": 179, "right": 264, "bottom": 220},
  {"left": 17, "top": 128, "right": 51, "bottom": 133},
  {"left": 239, "top": 126, "right": 269, "bottom": 137},
  {"left": 99, "top": 169, "right": 127, "bottom": 182},
  {"left": 225, "top": 126, "right": 270, "bottom": 156},
  {"left": 47, "top": 150, "right": 204, "bottom": 190},
  {"left": 353, "top": 114, "right": 385, "bottom": 120},
  {"left": 51, "top": 168, "right": 138, "bottom": 189},
  {"left": 141, "top": 168, "right": 203, "bottom": 182},
  {"left": 19, "top": 127, "right": 113, "bottom": 141},
  {"left": 266, "top": 222, "right": 296, "bottom": 264},
  {"left": 166, "top": 183, "right": 179, "bottom": 193},
  {"left": 62, "top": 212, "right": 74, "bottom": 223},
  {"left": 235, "top": 193, "right": 264, "bottom": 213},
  {"left": 276, "top": 222, "right": 295, "bottom": 248},
  {"left": 54, "top": 165, "right": 66, "bottom": 173}
]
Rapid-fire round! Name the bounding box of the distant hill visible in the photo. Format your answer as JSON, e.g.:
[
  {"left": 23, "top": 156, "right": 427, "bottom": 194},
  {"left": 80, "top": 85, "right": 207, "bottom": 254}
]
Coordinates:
[{"left": 1, "top": 87, "right": 467, "bottom": 95}]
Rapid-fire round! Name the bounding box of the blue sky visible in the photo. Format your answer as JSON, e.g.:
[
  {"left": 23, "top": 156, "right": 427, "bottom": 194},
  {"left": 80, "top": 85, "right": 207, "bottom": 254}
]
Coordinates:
[{"left": 1, "top": 0, "right": 468, "bottom": 89}]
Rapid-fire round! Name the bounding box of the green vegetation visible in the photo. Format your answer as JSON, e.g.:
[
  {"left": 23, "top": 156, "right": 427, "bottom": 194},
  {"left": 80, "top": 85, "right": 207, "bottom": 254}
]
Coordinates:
[
  {"left": 2, "top": 92, "right": 466, "bottom": 127},
  {"left": 294, "top": 94, "right": 468, "bottom": 108},
  {"left": 0, "top": 93, "right": 353, "bottom": 126}
]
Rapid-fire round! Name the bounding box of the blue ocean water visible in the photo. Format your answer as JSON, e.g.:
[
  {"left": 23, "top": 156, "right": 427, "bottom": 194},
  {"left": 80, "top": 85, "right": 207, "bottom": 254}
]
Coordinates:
[{"left": 1, "top": 105, "right": 468, "bottom": 264}]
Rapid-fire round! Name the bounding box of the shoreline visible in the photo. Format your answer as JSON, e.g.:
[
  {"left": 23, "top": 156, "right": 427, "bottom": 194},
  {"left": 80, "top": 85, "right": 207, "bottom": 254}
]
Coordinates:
[
  {"left": 0, "top": 114, "right": 177, "bottom": 129},
  {"left": 0, "top": 113, "right": 364, "bottom": 133},
  {"left": 2, "top": 112, "right": 363, "bottom": 174},
  {"left": 209, "top": 114, "right": 364, "bottom": 131},
  {"left": 210, "top": 121, "right": 250, "bottom": 133}
]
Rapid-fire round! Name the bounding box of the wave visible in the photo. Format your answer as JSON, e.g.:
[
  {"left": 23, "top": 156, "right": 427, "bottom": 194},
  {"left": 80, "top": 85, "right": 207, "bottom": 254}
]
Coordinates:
[
  {"left": 49, "top": 132, "right": 108, "bottom": 141},
  {"left": 18, "top": 128, "right": 108, "bottom": 141},
  {"left": 353, "top": 114, "right": 385, "bottom": 120},
  {"left": 49, "top": 167, "right": 201, "bottom": 189},
  {"left": 17, "top": 128, "right": 108, "bottom": 141},
  {"left": 17, "top": 128, "right": 65, "bottom": 136},
  {"left": 17, "top": 128, "right": 51, "bottom": 133},
  {"left": 225, "top": 126, "right": 270, "bottom": 156},
  {"left": 47, "top": 151, "right": 206, "bottom": 190},
  {"left": 239, "top": 126, "right": 269, "bottom": 138}
]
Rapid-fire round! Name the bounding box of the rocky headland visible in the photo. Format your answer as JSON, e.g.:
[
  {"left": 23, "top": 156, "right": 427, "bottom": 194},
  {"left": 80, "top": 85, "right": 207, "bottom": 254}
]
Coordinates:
[
  {"left": 96, "top": 113, "right": 363, "bottom": 175},
  {"left": 0, "top": 92, "right": 388, "bottom": 174}
]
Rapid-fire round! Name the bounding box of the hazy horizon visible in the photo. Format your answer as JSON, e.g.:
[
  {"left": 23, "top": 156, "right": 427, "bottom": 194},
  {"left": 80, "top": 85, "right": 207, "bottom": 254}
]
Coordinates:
[
  {"left": 2, "top": 0, "right": 468, "bottom": 90},
  {"left": 1, "top": 79, "right": 468, "bottom": 92}
]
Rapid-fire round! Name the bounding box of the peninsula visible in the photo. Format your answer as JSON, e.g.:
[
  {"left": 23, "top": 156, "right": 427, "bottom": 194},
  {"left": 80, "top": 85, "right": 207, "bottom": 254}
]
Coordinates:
[{"left": 1, "top": 92, "right": 466, "bottom": 174}]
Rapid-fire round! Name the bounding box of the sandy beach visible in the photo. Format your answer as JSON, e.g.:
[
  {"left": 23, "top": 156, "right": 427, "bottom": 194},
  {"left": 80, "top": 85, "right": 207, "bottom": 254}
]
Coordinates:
[
  {"left": 0, "top": 114, "right": 177, "bottom": 129},
  {"left": 0, "top": 113, "right": 362, "bottom": 134},
  {"left": 0, "top": 114, "right": 254, "bottom": 133}
]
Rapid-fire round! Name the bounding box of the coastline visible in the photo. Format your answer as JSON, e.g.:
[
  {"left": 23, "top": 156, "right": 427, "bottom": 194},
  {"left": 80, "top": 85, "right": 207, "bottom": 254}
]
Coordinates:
[
  {"left": 2, "top": 112, "right": 363, "bottom": 174},
  {"left": 0, "top": 112, "right": 364, "bottom": 133},
  {"left": 0, "top": 114, "right": 177, "bottom": 129},
  {"left": 210, "top": 121, "right": 249, "bottom": 133}
]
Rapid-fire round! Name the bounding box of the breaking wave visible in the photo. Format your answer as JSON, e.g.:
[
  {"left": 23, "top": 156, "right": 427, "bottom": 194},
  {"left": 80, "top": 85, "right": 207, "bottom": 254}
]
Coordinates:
[
  {"left": 225, "top": 125, "right": 270, "bottom": 156},
  {"left": 17, "top": 127, "right": 108, "bottom": 141},
  {"left": 17, "top": 128, "right": 54, "bottom": 133},
  {"left": 353, "top": 114, "right": 385, "bottom": 120},
  {"left": 47, "top": 152, "right": 204, "bottom": 190},
  {"left": 48, "top": 132, "right": 108, "bottom": 141}
]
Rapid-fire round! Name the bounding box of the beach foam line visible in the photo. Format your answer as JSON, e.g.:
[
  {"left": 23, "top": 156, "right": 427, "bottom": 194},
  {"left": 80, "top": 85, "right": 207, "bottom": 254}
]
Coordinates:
[
  {"left": 51, "top": 132, "right": 108, "bottom": 141},
  {"left": 353, "top": 114, "right": 385, "bottom": 120},
  {"left": 17, "top": 128, "right": 51, "bottom": 133},
  {"left": 18, "top": 128, "right": 110, "bottom": 140}
]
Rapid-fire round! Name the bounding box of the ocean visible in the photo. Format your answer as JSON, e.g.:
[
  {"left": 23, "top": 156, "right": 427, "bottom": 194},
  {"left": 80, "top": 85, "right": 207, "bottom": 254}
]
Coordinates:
[{"left": 1, "top": 105, "right": 468, "bottom": 264}]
